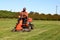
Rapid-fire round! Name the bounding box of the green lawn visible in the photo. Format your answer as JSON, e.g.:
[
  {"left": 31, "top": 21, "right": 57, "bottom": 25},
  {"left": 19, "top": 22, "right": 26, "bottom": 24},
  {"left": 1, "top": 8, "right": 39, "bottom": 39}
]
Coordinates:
[{"left": 0, "top": 18, "right": 60, "bottom": 40}]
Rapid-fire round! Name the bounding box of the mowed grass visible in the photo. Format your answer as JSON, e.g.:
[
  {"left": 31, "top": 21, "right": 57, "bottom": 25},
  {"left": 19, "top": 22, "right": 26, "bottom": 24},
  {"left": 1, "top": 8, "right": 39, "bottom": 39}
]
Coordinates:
[{"left": 0, "top": 18, "right": 60, "bottom": 40}]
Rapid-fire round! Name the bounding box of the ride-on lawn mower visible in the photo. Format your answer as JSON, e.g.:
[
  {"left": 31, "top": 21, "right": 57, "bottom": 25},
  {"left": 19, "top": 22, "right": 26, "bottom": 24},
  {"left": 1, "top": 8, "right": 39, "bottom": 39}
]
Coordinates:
[{"left": 12, "top": 18, "right": 34, "bottom": 32}]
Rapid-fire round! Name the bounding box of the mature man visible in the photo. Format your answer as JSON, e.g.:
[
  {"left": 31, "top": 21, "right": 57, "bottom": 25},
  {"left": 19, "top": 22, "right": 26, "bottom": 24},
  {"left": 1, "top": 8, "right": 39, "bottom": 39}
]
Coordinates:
[{"left": 18, "top": 8, "right": 28, "bottom": 25}]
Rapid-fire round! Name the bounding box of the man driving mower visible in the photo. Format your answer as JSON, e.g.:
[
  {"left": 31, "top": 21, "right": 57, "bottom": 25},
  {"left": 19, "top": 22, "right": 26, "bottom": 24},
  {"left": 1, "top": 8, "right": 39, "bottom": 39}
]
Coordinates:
[{"left": 12, "top": 8, "right": 33, "bottom": 32}]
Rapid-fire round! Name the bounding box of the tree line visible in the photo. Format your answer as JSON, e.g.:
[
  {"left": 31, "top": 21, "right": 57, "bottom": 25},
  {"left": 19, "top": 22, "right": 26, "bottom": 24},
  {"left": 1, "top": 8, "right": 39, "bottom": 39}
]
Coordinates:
[
  {"left": 0, "top": 10, "right": 60, "bottom": 20},
  {"left": 0, "top": 10, "right": 19, "bottom": 18}
]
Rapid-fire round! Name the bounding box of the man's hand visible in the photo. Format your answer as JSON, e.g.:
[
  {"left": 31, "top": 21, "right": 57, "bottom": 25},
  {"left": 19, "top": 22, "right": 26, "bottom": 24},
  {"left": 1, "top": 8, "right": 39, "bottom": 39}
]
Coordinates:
[{"left": 18, "top": 16, "right": 20, "bottom": 18}]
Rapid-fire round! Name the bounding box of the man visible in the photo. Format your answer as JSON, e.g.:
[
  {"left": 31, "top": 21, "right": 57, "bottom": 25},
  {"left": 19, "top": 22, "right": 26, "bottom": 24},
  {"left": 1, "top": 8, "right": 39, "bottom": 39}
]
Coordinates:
[{"left": 18, "top": 8, "right": 28, "bottom": 25}]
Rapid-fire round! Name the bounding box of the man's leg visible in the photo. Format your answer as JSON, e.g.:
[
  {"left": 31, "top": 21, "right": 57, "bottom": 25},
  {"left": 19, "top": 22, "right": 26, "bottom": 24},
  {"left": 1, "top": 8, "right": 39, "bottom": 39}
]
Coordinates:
[
  {"left": 18, "top": 18, "right": 22, "bottom": 24},
  {"left": 23, "top": 17, "right": 28, "bottom": 24}
]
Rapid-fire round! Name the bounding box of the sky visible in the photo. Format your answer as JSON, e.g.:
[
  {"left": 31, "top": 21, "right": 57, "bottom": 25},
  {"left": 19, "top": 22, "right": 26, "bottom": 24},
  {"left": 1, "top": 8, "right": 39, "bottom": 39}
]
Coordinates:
[{"left": 0, "top": 0, "right": 60, "bottom": 14}]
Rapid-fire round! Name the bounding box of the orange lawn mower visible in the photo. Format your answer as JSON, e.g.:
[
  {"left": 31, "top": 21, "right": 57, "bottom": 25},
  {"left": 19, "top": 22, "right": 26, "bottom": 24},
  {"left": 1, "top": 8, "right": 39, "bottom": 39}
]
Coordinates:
[{"left": 12, "top": 17, "right": 34, "bottom": 32}]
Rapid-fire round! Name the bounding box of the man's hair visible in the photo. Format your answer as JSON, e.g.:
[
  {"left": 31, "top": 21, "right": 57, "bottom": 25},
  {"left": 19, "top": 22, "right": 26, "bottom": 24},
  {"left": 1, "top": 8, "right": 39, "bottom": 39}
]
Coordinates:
[{"left": 22, "top": 7, "right": 26, "bottom": 12}]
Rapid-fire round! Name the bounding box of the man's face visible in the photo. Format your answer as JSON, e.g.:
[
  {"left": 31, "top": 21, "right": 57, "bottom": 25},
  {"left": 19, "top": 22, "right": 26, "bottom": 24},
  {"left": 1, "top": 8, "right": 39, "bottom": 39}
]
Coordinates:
[{"left": 23, "top": 8, "right": 26, "bottom": 12}]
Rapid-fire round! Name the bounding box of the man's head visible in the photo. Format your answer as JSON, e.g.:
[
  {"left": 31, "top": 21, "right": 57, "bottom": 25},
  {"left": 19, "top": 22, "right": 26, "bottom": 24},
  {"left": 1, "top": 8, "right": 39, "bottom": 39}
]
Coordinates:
[{"left": 22, "top": 7, "right": 26, "bottom": 12}]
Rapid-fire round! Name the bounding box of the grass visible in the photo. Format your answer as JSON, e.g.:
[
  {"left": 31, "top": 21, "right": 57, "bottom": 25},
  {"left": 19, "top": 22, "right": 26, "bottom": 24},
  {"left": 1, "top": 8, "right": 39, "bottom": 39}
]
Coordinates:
[{"left": 0, "top": 18, "right": 60, "bottom": 40}]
